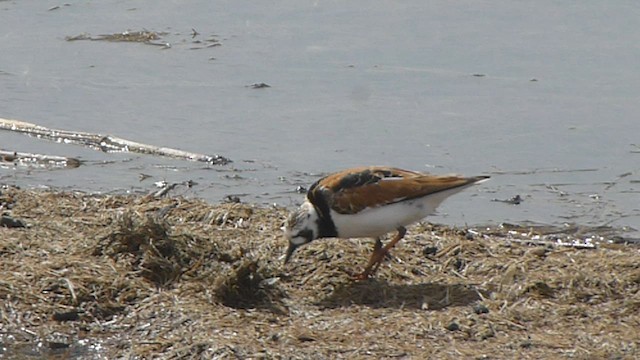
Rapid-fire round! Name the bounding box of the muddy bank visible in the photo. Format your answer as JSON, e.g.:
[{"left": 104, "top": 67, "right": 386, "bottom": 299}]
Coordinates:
[{"left": 0, "top": 186, "right": 638, "bottom": 359}]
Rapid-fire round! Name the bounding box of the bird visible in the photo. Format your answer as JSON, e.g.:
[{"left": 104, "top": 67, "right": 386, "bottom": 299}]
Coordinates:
[{"left": 284, "top": 166, "right": 489, "bottom": 280}]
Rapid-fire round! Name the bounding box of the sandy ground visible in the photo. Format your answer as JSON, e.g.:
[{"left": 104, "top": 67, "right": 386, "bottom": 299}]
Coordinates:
[{"left": 0, "top": 186, "right": 638, "bottom": 359}]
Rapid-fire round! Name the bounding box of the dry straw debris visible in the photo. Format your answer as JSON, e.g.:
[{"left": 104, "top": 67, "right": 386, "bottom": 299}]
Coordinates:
[{"left": 0, "top": 186, "right": 638, "bottom": 359}]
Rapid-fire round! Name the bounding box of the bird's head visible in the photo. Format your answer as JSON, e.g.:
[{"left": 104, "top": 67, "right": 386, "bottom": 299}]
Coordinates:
[{"left": 283, "top": 201, "right": 319, "bottom": 263}]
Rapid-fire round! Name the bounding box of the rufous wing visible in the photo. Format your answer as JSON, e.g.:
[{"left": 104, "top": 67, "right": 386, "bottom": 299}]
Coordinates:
[{"left": 310, "top": 167, "right": 485, "bottom": 214}]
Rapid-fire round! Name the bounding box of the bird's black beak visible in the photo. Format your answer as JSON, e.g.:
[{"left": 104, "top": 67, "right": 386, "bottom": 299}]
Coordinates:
[{"left": 284, "top": 242, "right": 299, "bottom": 264}]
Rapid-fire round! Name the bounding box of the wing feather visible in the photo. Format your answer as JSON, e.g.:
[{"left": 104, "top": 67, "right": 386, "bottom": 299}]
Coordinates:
[{"left": 309, "top": 167, "right": 486, "bottom": 214}]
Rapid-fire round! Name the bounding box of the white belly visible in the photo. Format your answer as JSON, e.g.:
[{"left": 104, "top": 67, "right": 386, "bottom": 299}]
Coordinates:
[{"left": 331, "top": 186, "right": 472, "bottom": 239}]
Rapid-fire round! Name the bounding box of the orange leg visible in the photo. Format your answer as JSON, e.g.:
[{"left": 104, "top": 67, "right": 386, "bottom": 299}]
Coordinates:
[{"left": 353, "top": 226, "right": 407, "bottom": 280}]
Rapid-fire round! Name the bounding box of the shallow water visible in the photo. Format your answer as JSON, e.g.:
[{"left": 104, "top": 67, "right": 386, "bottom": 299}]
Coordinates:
[{"left": 1, "top": 1, "right": 639, "bottom": 238}]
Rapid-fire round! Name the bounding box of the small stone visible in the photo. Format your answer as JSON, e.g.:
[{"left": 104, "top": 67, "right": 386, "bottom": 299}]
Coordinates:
[
  {"left": 453, "top": 258, "right": 465, "bottom": 271},
  {"left": 473, "top": 304, "right": 490, "bottom": 314},
  {"left": 0, "top": 215, "right": 25, "bottom": 228},
  {"left": 52, "top": 311, "right": 80, "bottom": 322},
  {"left": 446, "top": 322, "right": 460, "bottom": 331},
  {"left": 47, "top": 341, "right": 70, "bottom": 350},
  {"left": 223, "top": 195, "right": 241, "bottom": 204},
  {"left": 423, "top": 246, "right": 438, "bottom": 256}
]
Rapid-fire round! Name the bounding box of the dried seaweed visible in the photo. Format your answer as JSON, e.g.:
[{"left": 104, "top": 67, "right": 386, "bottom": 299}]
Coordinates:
[
  {"left": 65, "top": 30, "right": 166, "bottom": 44},
  {"left": 0, "top": 187, "right": 638, "bottom": 359},
  {"left": 213, "top": 259, "right": 286, "bottom": 312}
]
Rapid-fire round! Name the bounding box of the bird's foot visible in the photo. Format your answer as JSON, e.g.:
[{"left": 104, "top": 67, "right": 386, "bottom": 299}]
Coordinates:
[
  {"left": 351, "top": 271, "right": 372, "bottom": 281},
  {"left": 351, "top": 247, "right": 388, "bottom": 281}
]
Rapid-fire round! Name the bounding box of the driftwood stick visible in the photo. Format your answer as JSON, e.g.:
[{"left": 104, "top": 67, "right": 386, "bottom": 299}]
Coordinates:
[
  {"left": 505, "top": 237, "right": 597, "bottom": 249},
  {"left": 0, "top": 149, "right": 81, "bottom": 168},
  {"left": 0, "top": 118, "right": 231, "bottom": 165}
]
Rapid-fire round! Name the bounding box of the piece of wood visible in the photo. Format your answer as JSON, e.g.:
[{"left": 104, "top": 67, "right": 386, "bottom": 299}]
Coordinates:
[
  {"left": 0, "top": 149, "right": 81, "bottom": 168},
  {"left": 0, "top": 118, "right": 231, "bottom": 165}
]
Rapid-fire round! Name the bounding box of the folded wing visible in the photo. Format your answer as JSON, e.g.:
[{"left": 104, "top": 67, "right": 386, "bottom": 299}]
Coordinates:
[{"left": 310, "top": 167, "right": 485, "bottom": 214}]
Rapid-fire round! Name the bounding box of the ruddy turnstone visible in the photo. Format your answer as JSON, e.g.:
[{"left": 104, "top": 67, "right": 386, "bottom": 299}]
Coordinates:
[{"left": 284, "top": 166, "right": 489, "bottom": 279}]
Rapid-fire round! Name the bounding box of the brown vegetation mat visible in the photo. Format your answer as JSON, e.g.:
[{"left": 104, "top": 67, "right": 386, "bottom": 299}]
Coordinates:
[{"left": 0, "top": 186, "right": 639, "bottom": 359}]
